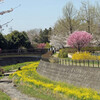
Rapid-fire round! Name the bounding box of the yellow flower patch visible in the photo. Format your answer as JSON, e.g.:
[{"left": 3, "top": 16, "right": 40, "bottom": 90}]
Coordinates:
[
  {"left": 11, "top": 61, "right": 100, "bottom": 100},
  {"left": 72, "top": 52, "right": 99, "bottom": 60}
]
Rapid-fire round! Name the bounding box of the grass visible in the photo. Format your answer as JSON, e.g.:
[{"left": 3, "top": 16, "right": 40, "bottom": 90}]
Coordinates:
[
  {"left": 1, "top": 61, "right": 34, "bottom": 72},
  {"left": 10, "top": 61, "right": 100, "bottom": 100},
  {"left": 17, "top": 85, "right": 65, "bottom": 100},
  {"left": 0, "top": 90, "right": 11, "bottom": 100}
]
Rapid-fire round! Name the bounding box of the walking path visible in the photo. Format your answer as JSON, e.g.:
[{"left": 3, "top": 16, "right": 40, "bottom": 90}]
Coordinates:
[{"left": 0, "top": 71, "right": 39, "bottom": 100}]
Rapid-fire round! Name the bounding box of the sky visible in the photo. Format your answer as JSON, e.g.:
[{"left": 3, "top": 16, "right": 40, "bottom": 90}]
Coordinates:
[{"left": 0, "top": 0, "right": 99, "bottom": 34}]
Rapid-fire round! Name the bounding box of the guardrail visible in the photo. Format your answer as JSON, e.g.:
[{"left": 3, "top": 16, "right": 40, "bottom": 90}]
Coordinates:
[{"left": 0, "top": 49, "right": 48, "bottom": 56}]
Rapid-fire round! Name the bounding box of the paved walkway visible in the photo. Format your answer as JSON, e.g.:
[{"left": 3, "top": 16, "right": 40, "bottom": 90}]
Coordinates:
[{"left": 0, "top": 71, "right": 39, "bottom": 100}]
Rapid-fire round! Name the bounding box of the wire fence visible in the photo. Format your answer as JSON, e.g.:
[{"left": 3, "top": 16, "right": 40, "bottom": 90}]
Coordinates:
[{"left": 48, "top": 58, "right": 100, "bottom": 68}]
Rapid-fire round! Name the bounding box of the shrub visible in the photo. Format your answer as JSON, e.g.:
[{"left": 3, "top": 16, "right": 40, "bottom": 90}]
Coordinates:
[
  {"left": 0, "top": 68, "right": 4, "bottom": 76},
  {"left": 37, "top": 43, "right": 46, "bottom": 49},
  {"left": 42, "top": 51, "right": 53, "bottom": 61},
  {"left": 58, "top": 49, "right": 68, "bottom": 58},
  {"left": 72, "top": 52, "right": 98, "bottom": 60},
  {"left": 45, "top": 42, "right": 51, "bottom": 49},
  {"left": 64, "top": 47, "right": 77, "bottom": 53},
  {"left": 64, "top": 47, "right": 100, "bottom": 53},
  {"left": 82, "top": 47, "right": 100, "bottom": 52},
  {"left": 49, "top": 57, "right": 59, "bottom": 63}
]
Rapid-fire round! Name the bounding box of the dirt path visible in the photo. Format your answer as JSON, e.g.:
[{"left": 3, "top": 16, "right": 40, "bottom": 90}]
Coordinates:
[{"left": 0, "top": 71, "right": 39, "bottom": 100}]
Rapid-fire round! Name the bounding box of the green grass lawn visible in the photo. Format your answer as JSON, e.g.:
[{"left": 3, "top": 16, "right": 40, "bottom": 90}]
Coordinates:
[
  {"left": 0, "top": 90, "right": 11, "bottom": 100},
  {"left": 1, "top": 61, "right": 34, "bottom": 72}
]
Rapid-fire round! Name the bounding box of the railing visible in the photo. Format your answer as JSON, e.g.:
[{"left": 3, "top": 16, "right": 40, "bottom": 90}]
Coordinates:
[
  {"left": 0, "top": 48, "right": 48, "bottom": 56},
  {"left": 45, "top": 57, "right": 100, "bottom": 68}
]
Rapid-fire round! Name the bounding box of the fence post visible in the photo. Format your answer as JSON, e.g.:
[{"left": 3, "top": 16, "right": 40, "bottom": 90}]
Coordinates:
[
  {"left": 68, "top": 59, "right": 69, "bottom": 66},
  {"left": 64, "top": 59, "right": 65, "bottom": 65},
  {"left": 83, "top": 60, "right": 85, "bottom": 67},
  {"left": 79, "top": 60, "right": 81, "bottom": 67},
  {"left": 98, "top": 60, "right": 99, "bottom": 68},
  {"left": 93, "top": 60, "right": 94, "bottom": 67},
  {"left": 76, "top": 60, "right": 77, "bottom": 66},
  {"left": 59, "top": 59, "right": 60, "bottom": 64},
  {"left": 88, "top": 60, "right": 89, "bottom": 67},
  {"left": 61, "top": 59, "right": 63, "bottom": 65},
  {"left": 69, "top": 59, "right": 70, "bottom": 66},
  {"left": 72, "top": 60, "right": 73, "bottom": 66}
]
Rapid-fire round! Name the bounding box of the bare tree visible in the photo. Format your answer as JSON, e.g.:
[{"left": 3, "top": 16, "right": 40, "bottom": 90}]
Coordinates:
[
  {"left": 78, "top": 1, "right": 97, "bottom": 33},
  {"left": 63, "top": 2, "right": 77, "bottom": 34},
  {"left": 26, "top": 29, "right": 40, "bottom": 44}
]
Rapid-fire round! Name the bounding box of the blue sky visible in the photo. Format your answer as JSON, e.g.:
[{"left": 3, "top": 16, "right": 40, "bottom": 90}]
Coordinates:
[{"left": 0, "top": 0, "right": 99, "bottom": 34}]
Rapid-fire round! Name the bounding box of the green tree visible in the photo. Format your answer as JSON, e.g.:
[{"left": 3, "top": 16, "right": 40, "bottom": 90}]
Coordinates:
[
  {"left": 5, "top": 30, "right": 31, "bottom": 49},
  {"left": 0, "top": 33, "right": 7, "bottom": 49},
  {"left": 39, "top": 28, "right": 52, "bottom": 43}
]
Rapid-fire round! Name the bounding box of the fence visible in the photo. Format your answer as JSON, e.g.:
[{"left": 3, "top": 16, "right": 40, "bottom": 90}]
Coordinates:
[
  {"left": 0, "top": 48, "right": 48, "bottom": 56},
  {"left": 48, "top": 57, "right": 100, "bottom": 68}
]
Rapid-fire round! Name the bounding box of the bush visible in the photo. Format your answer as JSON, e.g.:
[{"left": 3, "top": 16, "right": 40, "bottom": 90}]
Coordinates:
[
  {"left": 49, "top": 57, "right": 59, "bottom": 63},
  {"left": 58, "top": 49, "right": 68, "bottom": 58},
  {"left": 81, "top": 47, "right": 100, "bottom": 52},
  {"left": 64, "top": 47, "right": 100, "bottom": 53},
  {"left": 42, "top": 51, "right": 53, "bottom": 61},
  {"left": 45, "top": 42, "right": 51, "bottom": 49},
  {"left": 72, "top": 52, "right": 99, "bottom": 60},
  {"left": 0, "top": 68, "right": 4, "bottom": 76}
]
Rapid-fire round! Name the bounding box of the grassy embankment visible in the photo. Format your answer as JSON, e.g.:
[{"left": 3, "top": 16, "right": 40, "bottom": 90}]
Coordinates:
[
  {"left": 0, "top": 90, "right": 11, "bottom": 100},
  {"left": 9, "top": 61, "right": 100, "bottom": 100}
]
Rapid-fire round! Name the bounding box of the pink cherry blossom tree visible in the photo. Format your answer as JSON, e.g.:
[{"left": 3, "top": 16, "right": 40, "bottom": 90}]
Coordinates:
[
  {"left": 67, "top": 31, "right": 92, "bottom": 51},
  {"left": 37, "top": 43, "right": 46, "bottom": 49}
]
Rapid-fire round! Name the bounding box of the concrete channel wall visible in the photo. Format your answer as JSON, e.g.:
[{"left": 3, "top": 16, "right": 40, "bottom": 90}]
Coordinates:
[
  {"left": 0, "top": 56, "right": 41, "bottom": 66},
  {"left": 37, "top": 60, "right": 100, "bottom": 91}
]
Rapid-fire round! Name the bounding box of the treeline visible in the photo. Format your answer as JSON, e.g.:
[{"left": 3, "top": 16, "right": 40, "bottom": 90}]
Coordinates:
[
  {"left": 27, "top": 28, "right": 52, "bottom": 44},
  {"left": 0, "top": 31, "right": 31, "bottom": 50},
  {"left": 0, "top": 28, "right": 52, "bottom": 50}
]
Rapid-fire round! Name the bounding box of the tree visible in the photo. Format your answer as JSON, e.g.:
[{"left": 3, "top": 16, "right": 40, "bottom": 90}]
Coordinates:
[
  {"left": 50, "top": 34, "right": 67, "bottom": 50},
  {"left": 37, "top": 43, "right": 46, "bottom": 49},
  {"left": 67, "top": 31, "right": 92, "bottom": 51},
  {"left": 5, "top": 31, "right": 31, "bottom": 49},
  {"left": 39, "top": 28, "right": 51, "bottom": 43},
  {"left": 26, "top": 29, "right": 40, "bottom": 44},
  {"left": 63, "top": 2, "right": 77, "bottom": 34},
  {"left": 0, "top": 33, "right": 7, "bottom": 49},
  {"left": 78, "top": 1, "right": 97, "bottom": 33}
]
